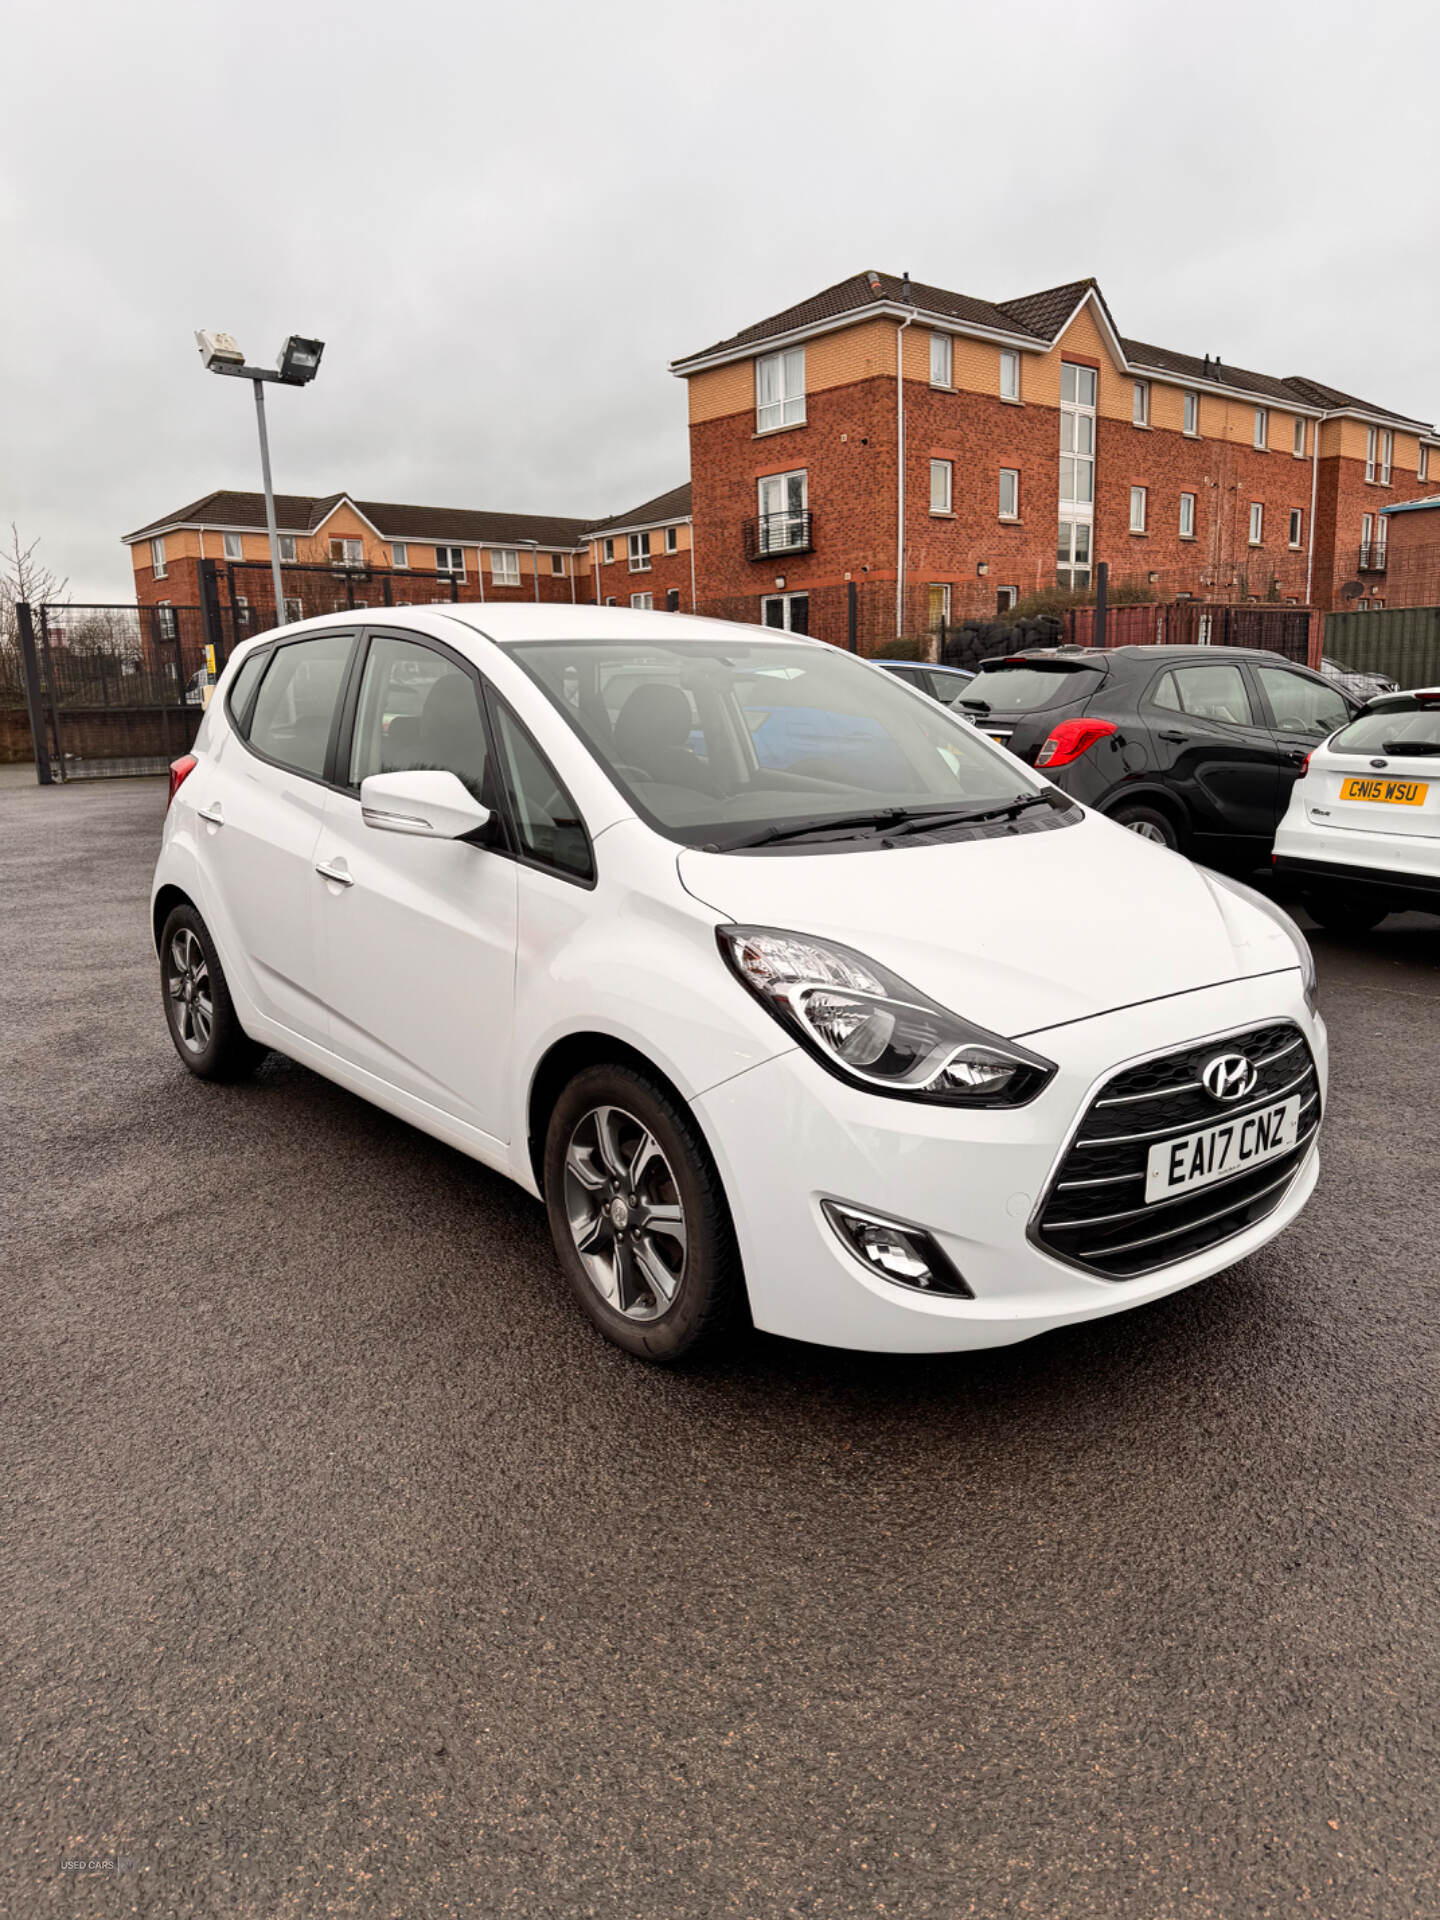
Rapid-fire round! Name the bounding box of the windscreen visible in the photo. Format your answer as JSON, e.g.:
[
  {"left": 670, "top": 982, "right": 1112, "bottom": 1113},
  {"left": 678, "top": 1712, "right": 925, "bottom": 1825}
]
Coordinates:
[
  {"left": 962, "top": 661, "right": 1103, "bottom": 713},
  {"left": 506, "top": 639, "right": 1046, "bottom": 849},
  {"left": 1327, "top": 701, "right": 1440, "bottom": 756}
]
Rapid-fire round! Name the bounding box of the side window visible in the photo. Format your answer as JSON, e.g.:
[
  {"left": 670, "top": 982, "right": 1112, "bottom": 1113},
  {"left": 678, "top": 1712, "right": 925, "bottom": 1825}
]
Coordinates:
[
  {"left": 348, "top": 634, "right": 491, "bottom": 804},
  {"left": 225, "top": 647, "right": 272, "bottom": 735},
  {"left": 245, "top": 631, "right": 354, "bottom": 777},
  {"left": 1257, "top": 668, "right": 1350, "bottom": 737},
  {"left": 1168, "top": 665, "right": 1254, "bottom": 727},
  {"left": 493, "top": 704, "right": 593, "bottom": 882},
  {"left": 1151, "top": 671, "right": 1182, "bottom": 713}
]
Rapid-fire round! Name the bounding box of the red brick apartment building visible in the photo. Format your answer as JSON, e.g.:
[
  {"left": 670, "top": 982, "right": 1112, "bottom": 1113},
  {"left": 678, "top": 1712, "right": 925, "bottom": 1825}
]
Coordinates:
[{"left": 671, "top": 272, "right": 1439, "bottom": 629}]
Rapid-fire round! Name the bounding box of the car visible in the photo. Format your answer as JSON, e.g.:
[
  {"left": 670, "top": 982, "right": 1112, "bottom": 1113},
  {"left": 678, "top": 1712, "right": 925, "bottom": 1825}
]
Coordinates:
[
  {"left": 874, "top": 659, "right": 976, "bottom": 705},
  {"left": 957, "top": 644, "right": 1359, "bottom": 869},
  {"left": 152, "top": 606, "right": 1325, "bottom": 1365},
  {"left": 1273, "top": 686, "right": 1440, "bottom": 929},
  {"left": 1320, "top": 656, "right": 1398, "bottom": 703}
]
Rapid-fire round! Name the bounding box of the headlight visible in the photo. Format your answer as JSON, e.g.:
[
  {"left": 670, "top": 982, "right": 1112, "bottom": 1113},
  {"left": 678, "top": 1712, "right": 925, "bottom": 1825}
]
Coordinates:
[
  {"left": 1204, "top": 870, "right": 1319, "bottom": 1013},
  {"left": 716, "top": 925, "right": 1056, "bottom": 1106}
]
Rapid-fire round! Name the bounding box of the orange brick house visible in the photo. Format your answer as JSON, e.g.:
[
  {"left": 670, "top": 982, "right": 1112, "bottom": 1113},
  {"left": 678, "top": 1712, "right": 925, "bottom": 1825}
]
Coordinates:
[{"left": 584, "top": 483, "right": 694, "bottom": 612}]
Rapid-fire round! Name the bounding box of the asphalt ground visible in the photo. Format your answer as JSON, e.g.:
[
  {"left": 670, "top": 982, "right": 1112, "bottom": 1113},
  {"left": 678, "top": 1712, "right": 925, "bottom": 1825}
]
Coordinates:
[{"left": 2, "top": 769, "right": 1438, "bottom": 1920}]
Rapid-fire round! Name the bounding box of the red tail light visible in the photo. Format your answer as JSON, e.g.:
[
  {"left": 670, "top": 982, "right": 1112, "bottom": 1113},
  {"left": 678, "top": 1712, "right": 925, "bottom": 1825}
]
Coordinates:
[
  {"left": 1036, "top": 719, "right": 1117, "bottom": 769},
  {"left": 167, "top": 754, "right": 198, "bottom": 809}
]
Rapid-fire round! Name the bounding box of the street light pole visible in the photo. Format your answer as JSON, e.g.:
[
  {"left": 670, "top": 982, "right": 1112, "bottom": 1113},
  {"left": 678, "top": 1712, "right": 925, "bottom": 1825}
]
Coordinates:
[{"left": 251, "top": 377, "right": 286, "bottom": 619}]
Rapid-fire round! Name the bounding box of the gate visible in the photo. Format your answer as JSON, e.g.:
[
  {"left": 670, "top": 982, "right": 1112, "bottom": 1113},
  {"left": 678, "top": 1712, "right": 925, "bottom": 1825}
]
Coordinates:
[{"left": 1062, "top": 600, "right": 1315, "bottom": 663}]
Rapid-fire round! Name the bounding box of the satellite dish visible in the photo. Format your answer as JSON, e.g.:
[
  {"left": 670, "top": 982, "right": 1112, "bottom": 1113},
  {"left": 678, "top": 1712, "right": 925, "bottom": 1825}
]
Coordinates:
[{"left": 1340, "top": 580, "right": 1362, "bottom": 601}]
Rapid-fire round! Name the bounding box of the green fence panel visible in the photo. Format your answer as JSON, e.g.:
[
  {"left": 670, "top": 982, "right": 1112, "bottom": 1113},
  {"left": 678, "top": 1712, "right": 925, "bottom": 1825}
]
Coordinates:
[{"left": 1323, "top": 607, "right": 1440, "bottom": 689}]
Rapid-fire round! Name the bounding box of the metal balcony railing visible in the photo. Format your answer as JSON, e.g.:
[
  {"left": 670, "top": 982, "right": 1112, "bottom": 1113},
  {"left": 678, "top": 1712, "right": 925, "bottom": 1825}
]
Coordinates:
[
  {"left": 1358, "top": 542, "right": 1387, "bottom": 571},
  {"left": 743, "top": 510, "right": 814, "bottom": 561}
]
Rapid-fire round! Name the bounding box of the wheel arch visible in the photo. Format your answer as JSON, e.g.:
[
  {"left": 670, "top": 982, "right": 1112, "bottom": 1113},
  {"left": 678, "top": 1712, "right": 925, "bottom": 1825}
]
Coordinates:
[
  {"left": 152, "top": 883, "right": 196, "bottom": 955},
  {"left": 1103, "top": 783, "right": 1190, "bottom": 842},
  {"left": 526, "top": 1031, "right": 704, "bottom": 1195}
]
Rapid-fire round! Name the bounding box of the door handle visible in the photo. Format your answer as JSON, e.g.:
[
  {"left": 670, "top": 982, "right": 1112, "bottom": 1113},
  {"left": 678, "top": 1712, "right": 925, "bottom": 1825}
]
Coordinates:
[
  {"left": 1158, "top": 729, "right": 1189, "bottom": 743},
  {"left": 315, "top": 858, "right": 354, "bottom": 888},
  {"left": 197, "top": 800, "right": 224, "bottom": 826}
]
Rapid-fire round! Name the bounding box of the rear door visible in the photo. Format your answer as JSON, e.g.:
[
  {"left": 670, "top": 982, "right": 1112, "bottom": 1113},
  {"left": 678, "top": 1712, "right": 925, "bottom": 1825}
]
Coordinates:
[
  {"left": 1144, "top": 662, "right": 1280, "bottom": 846},
  {"left": 1250, "top": 665, "right": 1354, "bottom": 818}
]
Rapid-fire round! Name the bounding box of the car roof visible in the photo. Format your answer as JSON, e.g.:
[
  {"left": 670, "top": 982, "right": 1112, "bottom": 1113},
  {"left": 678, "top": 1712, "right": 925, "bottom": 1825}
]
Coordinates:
[
  {"left": 990, "top": 644, "right": 1299, "bottom": 667},
  {"left": 430, "top": 604, "right": 815, "bottom": 648}
]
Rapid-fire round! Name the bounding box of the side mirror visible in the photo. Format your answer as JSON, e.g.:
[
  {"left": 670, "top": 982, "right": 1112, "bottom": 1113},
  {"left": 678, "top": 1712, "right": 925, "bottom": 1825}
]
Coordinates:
[{"left": 360, "top": 770, "right": 491, "bottom": 840}]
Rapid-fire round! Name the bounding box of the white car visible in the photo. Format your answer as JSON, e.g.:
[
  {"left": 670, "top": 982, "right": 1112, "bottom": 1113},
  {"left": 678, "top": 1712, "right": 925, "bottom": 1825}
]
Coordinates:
[
  {"left": 152, "top": 606, "right": 1326, "bottom": 1364},
  {"left": 1273, "top": 687, "right": 1440, "bottom": 930}
]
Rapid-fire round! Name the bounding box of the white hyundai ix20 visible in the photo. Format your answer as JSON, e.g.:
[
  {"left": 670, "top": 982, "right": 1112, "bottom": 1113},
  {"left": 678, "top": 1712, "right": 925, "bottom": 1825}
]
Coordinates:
[{"left": 153, "top": 606, "right": 1326, "bottom": 1363}]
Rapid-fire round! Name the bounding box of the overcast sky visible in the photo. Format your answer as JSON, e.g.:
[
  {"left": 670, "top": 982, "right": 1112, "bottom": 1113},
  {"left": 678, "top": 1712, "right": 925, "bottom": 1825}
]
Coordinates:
[{"left": 4, "top": 0, "right": 1438, "bottom": 601}]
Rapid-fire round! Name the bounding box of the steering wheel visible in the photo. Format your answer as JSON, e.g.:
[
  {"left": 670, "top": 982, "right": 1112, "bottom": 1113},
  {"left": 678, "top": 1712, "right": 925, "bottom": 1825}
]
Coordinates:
[{"left": 613, "top": 762, "right": 653, "bottom": 783}]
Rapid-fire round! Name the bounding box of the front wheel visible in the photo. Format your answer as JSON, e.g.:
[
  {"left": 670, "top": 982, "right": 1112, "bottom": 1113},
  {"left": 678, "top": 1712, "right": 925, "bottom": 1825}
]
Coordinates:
[
  {"left": 1300, "top": 888, "right": 1389, "bottom": 934},
  {"left": 160, "top": 904, "right": 266, "bottom": 1080},
  {"left": 543, "top": 1063, "right": 744, "bottom": 1364},
  {"left": 1110, "top": 800, "right": 1181, "bottom": 850}
]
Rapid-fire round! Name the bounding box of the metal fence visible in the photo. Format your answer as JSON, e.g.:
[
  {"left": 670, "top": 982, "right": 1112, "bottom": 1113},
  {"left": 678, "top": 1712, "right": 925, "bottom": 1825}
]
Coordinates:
[
  {"left": 1323, "top": 606, "right": 1440, "bottom": 688},
  {"left": 214, "top": 558, "right": 466, "bottom": 654}
]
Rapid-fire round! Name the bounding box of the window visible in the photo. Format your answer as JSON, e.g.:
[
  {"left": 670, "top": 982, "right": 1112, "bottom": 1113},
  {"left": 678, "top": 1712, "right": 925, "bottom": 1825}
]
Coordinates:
[
  {"left": 488, "top": 549, "right": 518, "bottom": 586},
  {"left": 1361, "top": 512, "right": 1375, "bottom": 565},
  {"left": 602, "top": 538, "right": 614, "bottom": 564},
  {"left": 605, "top": 596, "right": 617, "bottom": 606},
  {"left": 1056, "top": 518, "right": 1091, "bottom": 590},
  {"left": 391, "top": 542, "right": 408, "bottom": 569},
  {"left": 665, "top": 588, "right": 680, "bottom": 611},
  {"left": 999, "top": 350, "right": 1020, "bottom": 401},
  {"left": 1379, "top": 429, "right": 1393, "bottom": 484},
  {"left": 226, "top": 648, "right": 270, "bottom": 730},
  {"left": 550, "top": 552, "right": 565, "bottom": 574},
  {"left": 1179, "top": 492, "right": 1196, "bottom": 539},
  {"left": 1132, "top": 380, "right": 1150, "bottom": 427},
  {"left": 1247, "top": 502, "right": 1263, "bottom": 545},
  {"left": 246, "top": 631, "right": 354, "bottom": 778},
  {"left": 348, "top": 635, "right": 490, "bottom": 803},
  {"left": 329, "top": 537, "right": 362, "bottom": 567},
  {"left": 156, "top": 602, "right": 176, "bottom": 640},
  {"left": 1059, "top": 362, "right": 1096, "bottom": 509},
  {"left": 996, "top": 585, "right": 1018, "bottom": 612},
  {"left": 927, "top": 583, "right": 951, "bottom": 627},
  {"left": 151, "top": 537, "right": 167, "bottom": 577},
  {"left": 929, "top": 332, "right": 952, "bottom": 387},
  {"left": 664, "top": 526, "right": 679, "bottom": 554},
  {"left": 1183, "top": 391, "right": 1199, "bottom": 436},
  {"left": 929, "top": 459, "right": 953, "bottom": 514},
  {"left": 760, "top": 592, "right": 809, "bottom": 633},
  {"left": 223, "top": 532, "right": 245, "bottom": 561},
  {"left": 493, "top": 703, "right": 592, "bottom": 881},
  {"left": 436, "top": 545, "right": 466, "bottom": 577},
  {"left": 279, "top": 535, "right": 297, "bottom": 563},
  {"left": 1256, "top": 667, "right": 1349, "bottom": 737},
  {"left": 1366, "top": 427, "right": 1377, "bottom": 483},
  {"left": 1129, "top": 486, "right": 1147, "bottom": 534},
  {"left": 234, "top": 594, "right": 250, "bottom": 628},
  {"left": 1293, "top": 418, "right": 1306, "bottom": 459},
  {"left": 998, "top": 469, "right": 1019, "bottom": 520},
  {"left": 757, "top": 469, "right": 808, "bottom": 550},
  {"left": 1289, "top": 508, "right": 1304, "bottom": 548},
  {"left": 630, "top": 591, "right": 654, "bottom": 610},
  {"left": 283, "top": 596, "right": 304, "bottom": 623},
  {"left": 1151, "top": 664, "right": 1253, "bottom": 726},
  {"left": 1253, "top": 408, "right": 1268, "bottom": 450},
  {"left": 1421, "top": 445, "right": 1431, "bottom": 483},
  {"left": 628, "top": 531, "right": 651, "bottom": 572},
  {"left": 756, "top": 346, "right": 805, "bottom": 432}
]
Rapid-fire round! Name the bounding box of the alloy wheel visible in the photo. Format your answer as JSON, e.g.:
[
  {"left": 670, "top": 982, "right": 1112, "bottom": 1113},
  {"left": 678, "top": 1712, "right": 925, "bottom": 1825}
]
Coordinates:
[
  {"left": 1126, "top": 819, "right": 1169, "bottom": 844},
  {"left": 562, "top": 1104, "right": 688, "bottom": 1320},
  {"left": 166, "top": 927, "right": 213, "bottom": 1054}
]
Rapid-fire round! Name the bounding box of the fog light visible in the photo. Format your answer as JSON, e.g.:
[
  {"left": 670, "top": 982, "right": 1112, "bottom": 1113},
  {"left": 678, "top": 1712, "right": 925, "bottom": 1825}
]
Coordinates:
[{"left": 821, "top": 1201, "right": 973, "bottom": 1297}]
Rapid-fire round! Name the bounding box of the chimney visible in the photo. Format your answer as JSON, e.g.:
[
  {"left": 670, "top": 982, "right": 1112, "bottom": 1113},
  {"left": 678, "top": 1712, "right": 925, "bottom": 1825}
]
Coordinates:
[{"left": 901, "top": 270, "right": 912, "bottom": 304}]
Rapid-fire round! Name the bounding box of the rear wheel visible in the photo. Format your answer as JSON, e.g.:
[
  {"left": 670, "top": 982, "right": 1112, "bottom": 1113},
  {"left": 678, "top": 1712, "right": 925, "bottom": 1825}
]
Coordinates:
[
  {"left": 543, "top": 1063, "right": 744, "bottom": 1364},
  {"left": 1110, "top": 800, "right": 1181, "bottom": 850},
  {"left": 1300, "top": 888, "right": 1389, "bottom": 934},
  {"left": 160, "top": 904, "right": 266, "bottom": 1080}
]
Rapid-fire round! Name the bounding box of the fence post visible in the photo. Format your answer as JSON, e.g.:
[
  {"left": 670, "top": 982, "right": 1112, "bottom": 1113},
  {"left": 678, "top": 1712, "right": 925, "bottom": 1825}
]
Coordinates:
[
  {"left": 15, "top": 603, "right": 53, "bottom": 785},
  {"left": 37, "top": 607, "right": 69, "bottom": 776},
  {"left": 450, "top": 573, "right": 460, "bottom": 605},
  {"left": 1093, "top": 562, "right": 1108, "bottom": 650},
  {"left": 198, "top": 559, "right": 225, "bottom": 668},
  {"left": 344, "top": 571, "right": 356, "bottom": 611},
  {"left": 1305, "top": 607, "right": 1324, "bottom": 672},
  {"left": 847, "top": 579, "right": 858, "bottom": 653},
  {"left": 382, "top": 575, "right": 393, "bottom": 608}
]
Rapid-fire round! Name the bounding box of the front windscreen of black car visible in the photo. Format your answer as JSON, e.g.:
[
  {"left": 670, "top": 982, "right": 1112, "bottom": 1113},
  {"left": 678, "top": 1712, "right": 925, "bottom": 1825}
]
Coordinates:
[
  {"left": 961, "top": 662, "right": 1105, "bottom": 714},
  {"left": 1327, "top": 701, "right": 1440, "bottom": 754}
]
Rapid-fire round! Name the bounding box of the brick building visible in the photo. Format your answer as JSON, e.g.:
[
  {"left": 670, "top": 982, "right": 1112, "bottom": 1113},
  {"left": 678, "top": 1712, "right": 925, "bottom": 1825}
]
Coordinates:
[
  {"left": 1376, "top": 494, "right": 1440, "bottom": 608},
  {"left": 583, "top": 484, "right": 695, "bottom": 612},
  {"left": 670, "top": 272, "right": 1439, "bottom": 630}
]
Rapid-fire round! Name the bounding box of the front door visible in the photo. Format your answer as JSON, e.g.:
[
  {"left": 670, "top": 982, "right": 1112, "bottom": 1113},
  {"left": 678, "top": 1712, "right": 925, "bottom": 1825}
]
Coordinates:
[
  {"left": 1145, "top": 661, "right": 1281, "bottom": 847},
  {"left": 311, "top": 631, "right": 518, "bottom": 1143}
]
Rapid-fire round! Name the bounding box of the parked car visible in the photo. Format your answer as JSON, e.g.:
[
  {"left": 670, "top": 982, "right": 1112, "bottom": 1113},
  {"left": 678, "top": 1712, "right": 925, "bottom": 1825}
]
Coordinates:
[
  {"left": 1273, "top": 687, "right": 1440, "bottom": 929},
  {"left": 957, "top": 645, "right": 1359, "bottom": 869},
  {"left": 1320, "top": 656, "right": 1398, "bottom": 702},
  {"left": 875, "top": 659, "right": 976, "bottom": 705},
  {"left": 153, "top": 607, "right": 1324, "bottom": 1364}
]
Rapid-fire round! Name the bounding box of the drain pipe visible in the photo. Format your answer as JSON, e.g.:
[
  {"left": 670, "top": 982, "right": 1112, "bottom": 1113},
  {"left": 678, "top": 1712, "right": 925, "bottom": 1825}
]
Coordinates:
[
  {"left": 895, "top": 299, "right": 915, "bottom": 639},
  {"left": 1305, "top": 414, "right": 1320, "bottom": 605}
]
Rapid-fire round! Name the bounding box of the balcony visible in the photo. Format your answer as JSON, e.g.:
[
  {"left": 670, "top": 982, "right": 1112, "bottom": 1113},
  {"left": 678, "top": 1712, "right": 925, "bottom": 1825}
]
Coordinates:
[
  {"left": 1358, "top": 542, "right": 1387, "bottom": 572},
  {"left": 743, "top": 510, "right": 814, "bottom": 561}
]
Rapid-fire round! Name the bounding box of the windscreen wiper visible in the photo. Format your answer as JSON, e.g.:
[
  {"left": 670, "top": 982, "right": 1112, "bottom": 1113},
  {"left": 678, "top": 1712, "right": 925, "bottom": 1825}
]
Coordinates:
[
  {"left": 1382, "top": 741, "right": 1440, "bottom": 756},
  {"left": 714, "top": 807, "right": 924, "bottom": 850},
  {"left": 885, "top": 792, "right": 1056, "bottom": 837}
]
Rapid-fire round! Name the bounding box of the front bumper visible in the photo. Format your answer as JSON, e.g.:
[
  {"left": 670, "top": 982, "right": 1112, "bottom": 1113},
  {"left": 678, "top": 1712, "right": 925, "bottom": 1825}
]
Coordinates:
[{"left": 695, "top": 971, "right": 1325, "bottom": 1353}]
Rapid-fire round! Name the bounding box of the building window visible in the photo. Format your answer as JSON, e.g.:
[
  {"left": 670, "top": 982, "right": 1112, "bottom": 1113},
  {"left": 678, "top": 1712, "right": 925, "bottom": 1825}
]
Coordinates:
[
  {"left": 391, "top": 542, "right": 408, "bottom": 569},
  {"left": 605, "top": 596, "right": 617, "bottom": 606},
  {"left": 760, "top": 592, "right": 809, "bottom": 633},
  {"left": 996, "top": 585, "right": 1018, "bottom": 612},
  {"left": 1183, "top": 391, "right": 1199, "bottom": 436},
  {"left": 1379, "top": 429, "right": 1393, "bottom": 484},
  {"left": 436, "top": 545, "right": 466, "bottom": 577},
  {"left": 1129, "top": 486, "right": 1147, "bottom": 533},
  {"left": 1254, "top": 408, "right": 1268, "bottom": 450},
  {"left": 1361, "top": 511, "right": 1374, "bottom": 564},
  {"left": 1132, "top": 380, "right": 1150, "bottom": 427},
  {"left": 929, "top": 459, "right": 953, "bottom": 514},
  {"left": 664, "top": 526, "right": 678, "bottom": 554},
  {"left": 278, "top": 534, "right": 297, "bottom": 563},
  {"left": 630, "top": 592, "right": 653, "bottom": 610},
  {"left": 928, "top": 583, "right": 952, "bottom": 627},
  {"left": 156, "top": 601, "right": 177, "bottom": 639},
  {"left": 757, "top": 470, "right": 808, "bottom": 551},
  {"left": 998, "top": 469, "right": 1019, "bottom": 520},
  {"left": 284, "top": 596, "right": 304, "bottom": 622},
  {"left": 1293, "top": 418, "right": 1306, "bottom": 459},
  {"left": 756, "top": 346, "right": 805, "bottom": 432},
  {"left": 929, "top": 332, "right": 952, "bottom": 387},
  {"left": 1421, "top": 445, "right": 1431, "bottom": 483},
  {"left": 1059, "top": 362, "right": 1096, "bottom": 506},
  {"left": 1179, "top": 492, "right": 1196, "bottom": 539},
  {"left": 223, "top": 532, "right": 245, "bottom": 561},
  {"left": 628, "top": 532, "right": 651, "bottom": 572},
  {"left": 1366, "top": 427, "right": 1377, "bottom": 483},
  {"left": 151, "top": 537, "right": 167, "bottom": 577},
  {"left": 602, "top": 538, "right": 614, "bottom": 564},
  {"left": 665, "top": 588, "right": 680, "bottom": 611},
  {"left": 488, "top": 548, "right": 518, "bottom": 586},
  {"left": 1288, "top": 509, "right": 1304, "bottom": 548},
  {"left": 550, "top": 553, "right": 565, "bottom": 574},
  {"left": 329, "top": 537, "right": 362, "bottom": 567},
  {"left": 999, "top": 350, "right": 1020, "bottom": 401},
  {"left": 1056, "top": 517, "right": 1091, "bottom": 590},
  {"left": 233, "top": 595, "right": 249, "bottom": 628},
  {"left": 1249, "top": 502, "right": 1264, "bottom": 545}
]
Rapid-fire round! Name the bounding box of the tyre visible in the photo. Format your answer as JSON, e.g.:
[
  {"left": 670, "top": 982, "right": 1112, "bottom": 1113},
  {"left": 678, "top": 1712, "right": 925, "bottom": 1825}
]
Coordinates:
[
  {"left": 1300, "top": 888, "right": 1389, "bottom": 934},
  {"left": 159, "top": 903, "right": 266, "bottom": 1080},
  {"left": 1110, "top": 800, "right": 1181, "bottom": 850},
  {"left": 542, "top": 1063, "right": 744, "bottom": 1364}
]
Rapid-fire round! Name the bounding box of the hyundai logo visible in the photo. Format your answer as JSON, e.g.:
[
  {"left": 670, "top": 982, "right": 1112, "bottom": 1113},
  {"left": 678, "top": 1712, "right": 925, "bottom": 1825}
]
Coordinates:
[{"left": 1201, "top": 1053, "right": 1258, "bottom": 1102}]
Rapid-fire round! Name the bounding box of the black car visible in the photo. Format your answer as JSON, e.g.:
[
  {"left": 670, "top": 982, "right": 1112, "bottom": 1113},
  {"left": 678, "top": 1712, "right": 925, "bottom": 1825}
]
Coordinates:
[
  {"left": 875, "top": 659, "right": 976, "bottom": 704},
  {"left": 957, "top": 645, "right": 1359, "bottom": 867}
]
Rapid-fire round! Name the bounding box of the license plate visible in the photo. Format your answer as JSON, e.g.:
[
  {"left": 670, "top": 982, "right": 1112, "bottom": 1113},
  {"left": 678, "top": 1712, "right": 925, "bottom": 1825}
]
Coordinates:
[
  {"left": 987, "top": 733, "right": 1011, "bottom": 747},
  {"left": 1338, "top": 776, "right": 1428, "bottom": 805},
  {"left": 1145, "top": 1096, "right": 1301, "bottom": 1204}
]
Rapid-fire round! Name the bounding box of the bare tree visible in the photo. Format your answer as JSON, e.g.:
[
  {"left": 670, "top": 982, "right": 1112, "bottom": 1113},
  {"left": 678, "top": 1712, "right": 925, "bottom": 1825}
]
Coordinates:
[{"left": 0, "top": 525, "right": 69, "bottom": 648}]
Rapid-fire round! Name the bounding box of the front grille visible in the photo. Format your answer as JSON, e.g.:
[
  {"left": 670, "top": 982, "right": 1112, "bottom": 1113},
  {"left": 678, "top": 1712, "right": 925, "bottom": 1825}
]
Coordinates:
[{"left": 1033, "top": 1022, "right": 1320, "bottom": 1280}]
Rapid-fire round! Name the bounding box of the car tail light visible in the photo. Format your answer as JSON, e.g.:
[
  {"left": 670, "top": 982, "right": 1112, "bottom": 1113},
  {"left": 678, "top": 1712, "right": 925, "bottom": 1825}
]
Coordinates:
[
  {"left": 1035, "top": 718, "right": 1117, "bottom": 769},
  {"left": 167, "top": 754, "right": 198, "bottom": 809}
]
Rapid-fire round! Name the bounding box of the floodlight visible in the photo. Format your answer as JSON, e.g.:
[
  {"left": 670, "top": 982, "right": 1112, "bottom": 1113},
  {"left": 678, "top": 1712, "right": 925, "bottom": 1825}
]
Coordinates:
[
  {"left": 277, "top": 336, "right": 325, "bottom": 385},
  {"left": 196, "top": 330, "right": 245, "bottom": 371}
]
